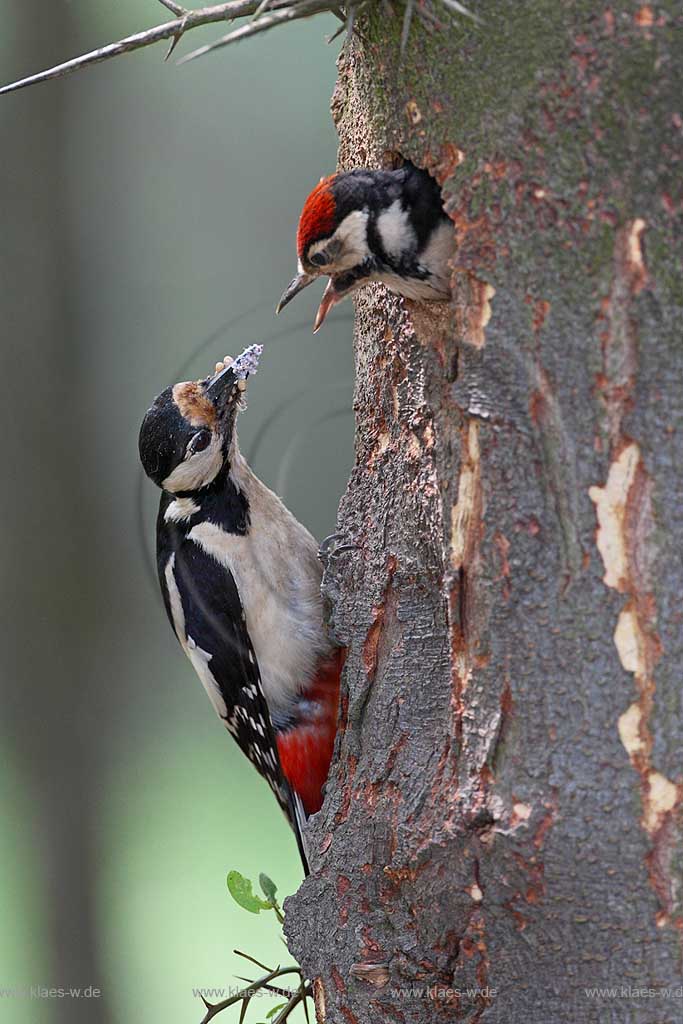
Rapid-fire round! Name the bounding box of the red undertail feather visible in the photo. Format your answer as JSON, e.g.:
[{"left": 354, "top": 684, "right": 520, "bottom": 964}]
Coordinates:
[
  {"left": 276, "top": 647, "right": 345, "bottom": 816},
  {"left": 296, "top": 175, "right": 338, "bottom": 259}
]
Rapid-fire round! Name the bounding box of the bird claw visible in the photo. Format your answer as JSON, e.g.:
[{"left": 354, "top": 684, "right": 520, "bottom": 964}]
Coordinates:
[{"left": 319, "top": 532, "right": 358, "bottom": 569}]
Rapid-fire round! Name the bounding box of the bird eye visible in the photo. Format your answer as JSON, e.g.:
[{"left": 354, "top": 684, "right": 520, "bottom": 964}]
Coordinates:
[
  {"left": 309, "top": 251, "right": 328, "bottom": 267},
  {"left": 189, "top": 430, "right": 211, "bottom": 454}
]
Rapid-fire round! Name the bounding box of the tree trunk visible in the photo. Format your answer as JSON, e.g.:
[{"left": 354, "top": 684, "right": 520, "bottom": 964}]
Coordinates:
[
  {"left": 285, "top": 4, "right": 683, "bottom": 1022},
  {"left": 1, "top": 7, "right": 113, "bottom": 1021}
]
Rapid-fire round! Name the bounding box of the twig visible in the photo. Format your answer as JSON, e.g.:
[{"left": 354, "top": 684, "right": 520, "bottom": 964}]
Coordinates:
[
  {"left": 272, "top": 983, "right": 313, "bottom": 1023},
  {"left": 157, "top": 0, "right": 187, "bottom": 15},
  {"left": 0, "top": 0, "right": 297, "bottom": 95},
  {"left": 400, "top": 0, "right": 415, "bottom": 54},
  {"left": 234, "top": 975, "right": 294, "bottom": 997},
  {"left": 235, "top": 970, "right": 294, "bottom": 995},
  {"left": 0, "top": 0, "right": 480, "bottom": 96},
  {"left": 199, "top": 967, "right": 304, "bottom": 1023},
  {"left": 177, "top": 0, "right": 338, "bottom": 64},
  {"left": 300, "top": 974, "right": 311, "bottom": 1024},
  {"left": 345, "top": 3, "right": 358, "bottom": 41}
]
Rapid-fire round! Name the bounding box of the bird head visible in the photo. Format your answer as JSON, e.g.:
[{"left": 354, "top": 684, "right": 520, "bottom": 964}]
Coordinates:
[
  {"left": 139, "top": 344, "right": 262, "bottom": 494},
  {"left": 276, "top": 173, "right": 374, "bottom": 333}
]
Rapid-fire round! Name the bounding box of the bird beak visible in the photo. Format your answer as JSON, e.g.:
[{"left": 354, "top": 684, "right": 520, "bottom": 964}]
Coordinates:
[
  {"left": 276, "top": 271, "right": 316, "bottom": 315},
  {"left": 205, "top": 344, "right": 263, "bottom": 416},
  {"left": 313, "top": 279, "right": 342, "bottom": 334}
]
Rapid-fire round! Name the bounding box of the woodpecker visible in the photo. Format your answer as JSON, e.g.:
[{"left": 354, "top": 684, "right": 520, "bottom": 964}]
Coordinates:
[
  {"left": 276, "top": 163, "right": 455, "bottom": 332},
  {"left": 138, "top": 345, "right": 343, "bottom": 871}
]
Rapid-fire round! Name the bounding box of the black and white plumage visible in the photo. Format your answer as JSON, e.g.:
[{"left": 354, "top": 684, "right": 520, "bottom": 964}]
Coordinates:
[
  {"left": 139, "top": 346, "right": 342, "bottom": 872},
  {"left": 276, "top": 163, "right": 455, "bottom": 332}
]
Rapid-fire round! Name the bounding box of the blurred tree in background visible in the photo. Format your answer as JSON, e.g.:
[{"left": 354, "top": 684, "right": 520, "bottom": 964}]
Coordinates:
[{"left": 0, "top": 3, "right": 351, "bottom": 1022}]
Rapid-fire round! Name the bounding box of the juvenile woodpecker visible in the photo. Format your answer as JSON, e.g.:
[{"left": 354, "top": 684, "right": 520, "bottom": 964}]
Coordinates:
[
  {"left": 277, "top": 163, "right": 455, "bottom": 332},
  {"left": 138, "top": 346, "right": 343, "bottom": 870}
]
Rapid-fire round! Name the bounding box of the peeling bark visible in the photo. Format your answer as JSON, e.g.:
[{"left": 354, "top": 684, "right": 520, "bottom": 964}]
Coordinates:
[{"left": 285, "top": 4, "right": 683, "bottom": 1021}]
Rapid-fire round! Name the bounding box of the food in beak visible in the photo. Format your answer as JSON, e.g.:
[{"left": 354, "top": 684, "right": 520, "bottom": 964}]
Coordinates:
[
  {"left": 205, "top": 344, "right": 263, "bottom": 412},
  {"left": 231, "top": 344, "right": 263, "bottom": 379}
]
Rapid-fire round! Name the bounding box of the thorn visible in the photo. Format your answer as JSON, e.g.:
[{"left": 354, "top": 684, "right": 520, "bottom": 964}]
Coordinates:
[
  {"left": 165, "top": 33, "right": 182, "bottom": 61},
  {"left": 252, "top": 0, "right": 273, "bottom": 19},
  {"left": 439, "top": 0, "right": 482, "bottom": 25},
  {"left": 164, "top": 15, "right": 189, "bottom": 61},
  {"left": 233, "top": 948, "right": 272, "bottom": 972},
  {"left": 326, "top": 22, "right": 346, "bottom": 43},
  {"left": 238, "top": 995, "right": 251, "bottom": 1024},
  {"left": 200, "top": 994, "right": 214, "bottom": 1010},
  {"left": 157, "top": 0, "right": 187, "bottom": 14}
]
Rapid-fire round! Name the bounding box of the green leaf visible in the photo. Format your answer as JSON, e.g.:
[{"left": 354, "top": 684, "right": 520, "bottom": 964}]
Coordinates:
[
  {"left": 266, "top": 1004, "right": 288, "bottom": 1019},
  {"left": 227, "top": 870, "right": 271, "bottom": 914},
  {"left": 259, "top": 873, "right": 278, "bottom": 905}
]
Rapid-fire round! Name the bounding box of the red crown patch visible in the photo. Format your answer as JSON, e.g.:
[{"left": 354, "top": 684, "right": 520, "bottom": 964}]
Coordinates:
[{"left": 296, "top": 175, "right": 338, "bottom": 259}]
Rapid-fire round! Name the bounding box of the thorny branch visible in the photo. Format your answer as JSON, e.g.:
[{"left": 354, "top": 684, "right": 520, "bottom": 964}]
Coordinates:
[
  {"left": 198, "top": 965, "right": 312, "bottom": 1024},
  {"left": 0, "top": 0, "right": 478, "bottom": 96}
]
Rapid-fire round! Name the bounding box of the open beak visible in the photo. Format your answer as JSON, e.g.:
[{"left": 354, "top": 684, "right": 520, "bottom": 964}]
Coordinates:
[
  {"left": 205, "top": 344, "right": 263, "bottom": 417},
  {"left": 276, "top": 271, "right": 316, "bottom": 315},
  {"left": 313, "top": 279, "right": 342, "bottom": 334}
]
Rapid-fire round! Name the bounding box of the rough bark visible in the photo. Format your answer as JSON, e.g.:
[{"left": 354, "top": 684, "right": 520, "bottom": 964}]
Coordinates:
[{"left": 285, "top": 3, "right": 683, "bottom": 1022}]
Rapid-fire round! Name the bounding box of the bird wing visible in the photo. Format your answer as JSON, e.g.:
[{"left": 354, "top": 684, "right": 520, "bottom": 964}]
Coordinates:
[{"left": 159, "top": 537, "right": 309, "bottom": 872}]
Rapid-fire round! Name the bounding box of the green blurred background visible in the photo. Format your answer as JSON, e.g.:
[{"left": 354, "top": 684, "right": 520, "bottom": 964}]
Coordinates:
[{"left": 0, "top": 3, "right": 353, "bottom": 1021}]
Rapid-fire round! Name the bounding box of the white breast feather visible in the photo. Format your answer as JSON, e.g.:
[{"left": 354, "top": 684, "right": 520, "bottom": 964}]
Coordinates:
[
  {"left": 418, "top": 219, "right": 455, "bottom": 296},
  {"left": 188, "top": 451, "right": 331, "bottom": 715}
]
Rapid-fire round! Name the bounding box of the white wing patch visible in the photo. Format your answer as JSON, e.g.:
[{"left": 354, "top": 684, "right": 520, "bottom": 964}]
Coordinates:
[
  {"left": 164, "top": 554, "right": 228, "bottom": 720},
  {"left": 376, "top": 218, "right": 455, "bottom": 301},
  {"left": 377, "top": 200, "right": 416, "bottom": 260}
]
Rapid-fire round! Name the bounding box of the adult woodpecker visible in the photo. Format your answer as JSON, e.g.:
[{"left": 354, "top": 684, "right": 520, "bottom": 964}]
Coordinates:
[
  {"left": 276, "top": 163, "right": 455, "bottom": 332},
  {"left": 138, "top": 345, "right": 343, "bottom": 871}
]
